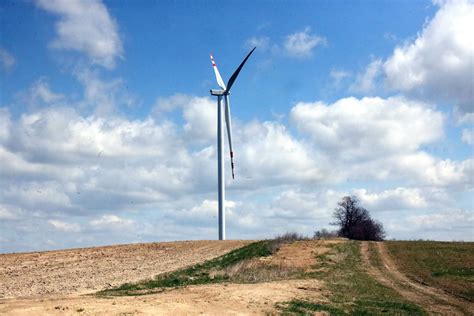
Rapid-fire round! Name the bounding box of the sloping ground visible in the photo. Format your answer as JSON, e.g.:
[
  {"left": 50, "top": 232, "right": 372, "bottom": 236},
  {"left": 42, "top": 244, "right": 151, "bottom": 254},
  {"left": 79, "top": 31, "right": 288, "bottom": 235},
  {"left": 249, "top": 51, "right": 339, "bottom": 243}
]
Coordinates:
[
  {"left": 0, "top": 240, "right": 250, "bottom": 298},
  {"left": 385, "top": 240, "right": 474, "bottom": 301},
  {"left": 260, "top": 239, "right": 334, "bottom": 271},
  {"left": 3, "top": 239, "right": 470, "bottom": 315},
  {"left": 285, "top": 240, "right": 427, "bottom": 315},
  {"left": 361, "top": 241, "right": 472, "bottom": 315},
  {"left": 0, "top": 239, "right": 330, "bottom": 315}
]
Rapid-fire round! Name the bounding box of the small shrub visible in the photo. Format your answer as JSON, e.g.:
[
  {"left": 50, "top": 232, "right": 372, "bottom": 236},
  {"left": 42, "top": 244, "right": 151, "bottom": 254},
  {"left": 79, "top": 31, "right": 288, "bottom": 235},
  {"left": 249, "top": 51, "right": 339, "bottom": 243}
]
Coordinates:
[
  {"left": 269, "top": 232, "right": 308, "bottom": 253},
  {"left": 274, "top": 232, "right": 307, "bottom": 243},
  {"left": 313, "top": 228, "right": 338, "bottom": 239}
]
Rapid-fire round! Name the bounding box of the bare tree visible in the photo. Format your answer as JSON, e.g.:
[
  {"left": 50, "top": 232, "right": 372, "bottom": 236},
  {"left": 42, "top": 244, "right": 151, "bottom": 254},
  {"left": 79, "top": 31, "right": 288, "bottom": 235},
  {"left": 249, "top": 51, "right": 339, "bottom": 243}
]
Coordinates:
[{"left": 332, "top": 196, "right": 385, "bottom": 241}]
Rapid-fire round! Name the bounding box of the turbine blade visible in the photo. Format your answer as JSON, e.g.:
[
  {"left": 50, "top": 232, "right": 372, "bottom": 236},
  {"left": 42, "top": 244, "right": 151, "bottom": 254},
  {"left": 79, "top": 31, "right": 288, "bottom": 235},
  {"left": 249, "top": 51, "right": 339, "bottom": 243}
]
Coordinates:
[
  {"left": 226, "top": 47, "right": 256, "bottom": 93},
  {"left": 210, "top": 54, "right": 226, "bottom": 90},
  {"left": 224, "top": 95, "right": 235, "bottom": 179}
]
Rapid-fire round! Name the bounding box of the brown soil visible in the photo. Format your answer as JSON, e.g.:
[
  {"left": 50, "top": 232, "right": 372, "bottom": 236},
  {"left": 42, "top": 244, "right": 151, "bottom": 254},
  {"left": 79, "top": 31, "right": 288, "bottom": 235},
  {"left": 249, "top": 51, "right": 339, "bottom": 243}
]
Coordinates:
[
  {"left": 260, "top": 239, "right": 332, "bottom": 271},
  {"left": 0, "top": 240, "right": 250, "bottom": 298},
  {"left": 0, "top": 240, "right": 329, "bottom": 315},
  {"left": 0, "top": 279, "right": 325, "bottom": 315},
  {"left": 361, "top": 241, "right": 473, "bottom": 315}
]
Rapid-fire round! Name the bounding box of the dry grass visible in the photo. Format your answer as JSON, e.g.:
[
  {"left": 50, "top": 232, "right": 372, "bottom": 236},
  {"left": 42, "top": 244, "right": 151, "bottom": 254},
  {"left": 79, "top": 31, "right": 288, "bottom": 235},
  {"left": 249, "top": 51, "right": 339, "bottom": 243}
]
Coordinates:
[
  {"left": 209, "top": 259, "right": 302, "bottom": 283},
  {"left": 99, "top": 237, "right": 306, "bottom": 296},
  {"left": 268, "top": 232, "right": 308, "bottom": 253}
]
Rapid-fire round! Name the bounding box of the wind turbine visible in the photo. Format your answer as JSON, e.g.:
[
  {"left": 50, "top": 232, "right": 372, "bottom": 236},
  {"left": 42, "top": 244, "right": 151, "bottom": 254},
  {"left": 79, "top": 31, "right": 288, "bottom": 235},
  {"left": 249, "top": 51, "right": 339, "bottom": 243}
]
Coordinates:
[{"left": 209, "top": 47, "right": 256, "bottom": 240}]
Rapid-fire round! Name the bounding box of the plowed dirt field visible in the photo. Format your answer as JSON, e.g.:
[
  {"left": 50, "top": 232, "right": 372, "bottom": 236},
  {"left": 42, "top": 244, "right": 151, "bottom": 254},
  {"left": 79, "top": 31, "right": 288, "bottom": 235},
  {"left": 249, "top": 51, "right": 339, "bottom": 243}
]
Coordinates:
[
  {"left": 0, "top": 240, "right": 250, "bottom": 299},
  {"left": 0, "top": 240, "right": 330, "bottom": 315}
]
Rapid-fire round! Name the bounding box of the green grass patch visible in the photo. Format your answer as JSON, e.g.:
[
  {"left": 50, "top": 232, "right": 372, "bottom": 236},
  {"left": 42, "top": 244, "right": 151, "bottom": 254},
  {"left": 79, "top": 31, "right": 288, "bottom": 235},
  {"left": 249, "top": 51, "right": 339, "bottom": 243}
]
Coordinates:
[
  {"left": 367, "top": 241, "right": 383, "bottom": 268},
  {"left": 281, "top": 299, "right": 423, "bottom": 315},
  {"left": 98, "top": 240, "right": 272, "bottom": 296},
  {"left": 385, "top": 241, "right": 474, "bottom": 301},
  {"left": 280, "top": 300, "right": 346, "bottom": 315},
  {"left": 278, "top": 241, "right": 426, "bottom": 315},
  {"left": 97, "top": 237, "right": 305, "bottom": 297}
]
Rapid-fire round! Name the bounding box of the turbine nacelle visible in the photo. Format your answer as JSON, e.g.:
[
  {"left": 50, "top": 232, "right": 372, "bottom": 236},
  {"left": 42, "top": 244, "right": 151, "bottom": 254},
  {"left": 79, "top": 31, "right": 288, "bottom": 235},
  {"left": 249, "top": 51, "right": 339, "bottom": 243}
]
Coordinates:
[{"left": 210, "top": 89, "right": 226, "bottom": 96}]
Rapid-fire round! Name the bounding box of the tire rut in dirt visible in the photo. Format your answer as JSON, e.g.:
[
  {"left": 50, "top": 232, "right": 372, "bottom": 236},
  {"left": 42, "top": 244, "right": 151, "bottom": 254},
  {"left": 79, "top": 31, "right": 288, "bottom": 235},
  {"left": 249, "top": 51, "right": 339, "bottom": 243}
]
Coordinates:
[{"left": 361, "top": 241, "right": 470, "bottom": 315}]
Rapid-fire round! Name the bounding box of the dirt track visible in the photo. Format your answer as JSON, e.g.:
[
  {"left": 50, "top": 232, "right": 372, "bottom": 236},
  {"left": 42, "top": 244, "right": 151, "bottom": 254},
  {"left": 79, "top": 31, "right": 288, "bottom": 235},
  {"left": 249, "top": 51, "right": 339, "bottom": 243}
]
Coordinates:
[
  {"left": 0, "top": 240, "right": 250, "bottom": 298},
  {"left": 361, "top": 241, "right": 472, "bottom": 315}
]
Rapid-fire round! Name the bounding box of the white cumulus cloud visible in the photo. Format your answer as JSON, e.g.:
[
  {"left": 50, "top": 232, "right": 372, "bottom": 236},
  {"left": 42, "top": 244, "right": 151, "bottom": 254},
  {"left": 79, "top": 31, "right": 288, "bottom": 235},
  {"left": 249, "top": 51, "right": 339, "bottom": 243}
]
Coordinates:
[
  {"left": 383, "top": 0, "right": 474, "bottom": 114},
  {"left": 36, "top": 0, "right": 123, "bottom": 68},
  {"left": 75, "top": 70, "right": 135, "bottom": 115},
  {"left": 284, "top": 27, "right": 326, "bottom": 58},
  {"left": 244, "top": 37, "right": 270, "bottom": 52},
  {"left": 355, "top": 187, "right": 429, "bottom": 210},
  {"left": 0, "top": 205, "right": 19, "bottom": 220},
  {"left": 90, "top": 214, "right": 135, "bottom": 229},
  {"left": 236, "top": 121, "right": 324, "bottom": 186},
  {"left": 189, "top": 199, "right": 236, "bottom": 218},
  {"left": 461, "top": 128, "right": 474, "bottom": 145},
  {"left": 48, "top": 219, "right": 81, "bottom": 232},
  {"left": 291, "top": 96, "right": 444, "bottom": 160},
  {"left": 18, "top": 78, "right": 65, "bottom": 108},
  {"left": 330, "top": 69, "right": 351, "bottom": 86},
  {"left": 350, "top": 59, "right": 382, "bottom": 93},
  {"left": 153, "top": 94, "right": 216, "bottom": 143},
  {"left": 407, "top": 210, "right": 473, "bottom": 231}
]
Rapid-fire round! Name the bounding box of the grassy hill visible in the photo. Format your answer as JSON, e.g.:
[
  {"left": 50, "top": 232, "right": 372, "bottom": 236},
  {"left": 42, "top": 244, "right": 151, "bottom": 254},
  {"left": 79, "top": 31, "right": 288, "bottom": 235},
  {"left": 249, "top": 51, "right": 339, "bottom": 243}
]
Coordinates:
[{"left": 98, "top": 238, "right": 473, "bottom": 314}]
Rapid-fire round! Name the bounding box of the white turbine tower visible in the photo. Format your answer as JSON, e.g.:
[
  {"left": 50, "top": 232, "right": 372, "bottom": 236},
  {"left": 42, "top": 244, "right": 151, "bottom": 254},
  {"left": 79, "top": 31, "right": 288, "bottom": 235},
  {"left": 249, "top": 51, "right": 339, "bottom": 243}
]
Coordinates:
[{"left": 209, "top": 47, "right": 256, "bottom": 240}]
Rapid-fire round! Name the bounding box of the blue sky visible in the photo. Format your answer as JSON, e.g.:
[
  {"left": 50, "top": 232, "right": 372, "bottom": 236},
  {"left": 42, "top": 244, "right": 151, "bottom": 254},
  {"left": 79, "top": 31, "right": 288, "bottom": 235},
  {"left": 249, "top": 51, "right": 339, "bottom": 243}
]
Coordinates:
[{"left": 0, "top": 0, "right": 472, "bottom": 252}]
